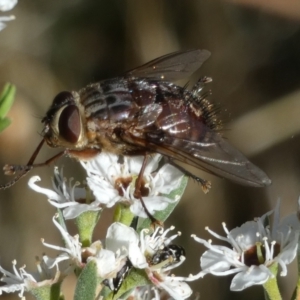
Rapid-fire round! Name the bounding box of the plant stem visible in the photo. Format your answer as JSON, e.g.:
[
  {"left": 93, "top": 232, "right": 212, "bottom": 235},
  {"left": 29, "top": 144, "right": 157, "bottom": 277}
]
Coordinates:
[{"left": 263, "top": 264, "right": 281, "bottom": 300}]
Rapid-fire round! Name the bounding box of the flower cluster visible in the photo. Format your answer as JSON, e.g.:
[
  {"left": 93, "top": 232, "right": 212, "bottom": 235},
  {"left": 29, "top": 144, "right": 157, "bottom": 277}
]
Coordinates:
[
  {"left": 58, "top": 220, "right": 192, "bottom": 299},
  {"left": 2, "top": 153, "right": 190, "bottom": 299},
  {"left": 1, "top": 2, "right": 300, "bottom": 299},
  {"left": 1, "top": 153, "right": 300, "bottom": 300},
  {"left": 0, "top": 215, "right": 192, "bottom": 299},
  {"left": 0, "top": 256, "right": 62, "bottom": 298},
  {"left": 81, "top": 153, "right": 184, "bottom": 218},
  {"left": 29, "top": 153, "right": 184, "bottom": 220},
  {"left": 191, "top": 202, "right": 300, "bottom": 291}
]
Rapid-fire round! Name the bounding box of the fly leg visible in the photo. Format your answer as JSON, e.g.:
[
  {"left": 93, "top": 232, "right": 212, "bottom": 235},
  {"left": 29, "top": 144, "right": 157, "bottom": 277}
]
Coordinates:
[
  {"left": 0, "top": 139, "right": 65, "bottom": 189},
  {"left": 166, "top": 158, "right": 211, "bottom": 194},
  {"left": 0, "top": 151, "right": 65, "bottom": 190},
  {"left": 1, "top": 151, "right": 65, "bottom": 189},
  {"left": 4, "top": 138, "right": 46, "bottom": 175},
  {"left": 4, "top": 151, "right": 65, "bottom": 176},
  {"left": 134, "top": 154, "right": 163, "bottom": 227},
  {"left": 0, "top": 141, "right": 101, "bottom": 190}
]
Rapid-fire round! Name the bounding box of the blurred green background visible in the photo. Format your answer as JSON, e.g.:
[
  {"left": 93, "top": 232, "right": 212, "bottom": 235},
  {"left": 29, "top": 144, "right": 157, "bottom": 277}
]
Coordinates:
[{"left": 1, "top": 0, "right": 300, "bottom": 299}]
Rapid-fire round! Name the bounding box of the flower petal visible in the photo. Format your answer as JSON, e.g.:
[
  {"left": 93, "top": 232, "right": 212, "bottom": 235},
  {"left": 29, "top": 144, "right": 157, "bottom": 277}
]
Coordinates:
[
  {"left": 28, "top": 176, "right": 61, "bottom": 201},
  {"left": 230, "top": 266, "right": 269, "bottom": 291},
  {"left": 106, "top": 222, "right": 139, "bottom": 254}
]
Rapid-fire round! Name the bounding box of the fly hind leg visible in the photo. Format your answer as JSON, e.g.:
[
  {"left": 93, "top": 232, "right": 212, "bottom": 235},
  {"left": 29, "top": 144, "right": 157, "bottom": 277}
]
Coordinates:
[{"left": 166, "top": 158, "right": 212, "bottom": 194}]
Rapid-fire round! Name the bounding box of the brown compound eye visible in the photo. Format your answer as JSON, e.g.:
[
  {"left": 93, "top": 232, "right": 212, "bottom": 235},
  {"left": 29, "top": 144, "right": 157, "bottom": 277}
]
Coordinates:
[
  {"left": 42, "top": 91, "right": 75, "bottom": 124},
  {"left": 58, "top": 105, "right": 81, "bottom": 144}
]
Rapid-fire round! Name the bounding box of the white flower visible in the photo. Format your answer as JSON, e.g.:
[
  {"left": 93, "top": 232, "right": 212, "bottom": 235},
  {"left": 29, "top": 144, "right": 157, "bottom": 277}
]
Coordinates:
[
  {"left": 41, "top": 215, "right": 84, "bottom": 274},
  {"left": 90, "top": 222, "right": 191, "bottom": 300},
  {"left": 88, "top": 222, "right": 144, "bottom": 282},
  {"left": 42, "top": 214, "right": 106, "bottom": 276},
  {"left": 0, "top": 0, "right": 17, "bottom": 30},
  {"left": 191, "top": 202, "right": 300, "bottom": 291},
  {"left": 139, "top": 226, "right": 192, "bottom": 300},
  {"left": 41, "top": 220, "right": 138, "bottom": 284},
  {"left": 28, "top": 167, "right": 102, "bottom": 219},
  {"left": 0, "top": 214, "right": 86, "bottom": 298},
  {"left": 0, "top": 257, "right": 61, "bottom": 298},
  {"left": 43, "top": 221, "right": 142, "bottom": 284},
  {"left": 40, "top": 217, "right": 193, "bottom": 299},
  {"left": 81, "top": 153, "right": 183, "bottom": 218},
  {"left": 0, "top": 260, "right": 28, "bottom": 298},
  {"left": 105, "top": 222, "right": 146, "bottom": 269}
]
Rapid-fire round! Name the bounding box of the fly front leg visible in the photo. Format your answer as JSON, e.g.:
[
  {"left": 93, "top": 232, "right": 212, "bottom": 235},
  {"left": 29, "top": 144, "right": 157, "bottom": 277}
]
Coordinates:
[
  {"left": 3, "top": 151, "right": 65, "bottom": 175},
  {"left": 1, "top": 151, "right": 65, "bottom": 189},
  {"left": 0, "top": 147, "right": 101, "bottom": 190},
  {"left": 0, "top": 138, "right": 66, "bottom": 189}
]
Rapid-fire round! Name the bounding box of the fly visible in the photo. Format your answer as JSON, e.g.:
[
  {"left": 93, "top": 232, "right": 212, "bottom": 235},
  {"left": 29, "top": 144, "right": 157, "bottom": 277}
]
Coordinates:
[{"left": 0, "top": 49, "right": 271, "bottom": 197}]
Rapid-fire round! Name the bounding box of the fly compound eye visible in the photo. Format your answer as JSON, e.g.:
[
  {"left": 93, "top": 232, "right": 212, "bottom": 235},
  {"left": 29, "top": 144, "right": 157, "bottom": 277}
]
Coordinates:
[
  {"left": 58, "top": 105, "right": 81, "bottom": 144},
  {"left": 42, "top": 91, "right": 75, "bottom": 124}
]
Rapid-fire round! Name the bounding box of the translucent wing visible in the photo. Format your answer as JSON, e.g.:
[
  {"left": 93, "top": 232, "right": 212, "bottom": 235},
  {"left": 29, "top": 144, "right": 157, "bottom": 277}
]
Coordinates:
[
  {"left": 152, "top": 131, "right": 271, "bottom": 187},
  {"left": 126, "top": 49, "right": 211, "bottom": 81},
  {"left": 135, "top": 103, "right": 163, "bottom": 129},
  {"left": 122, "top": 126, "right": 271, "bottom": 187}
]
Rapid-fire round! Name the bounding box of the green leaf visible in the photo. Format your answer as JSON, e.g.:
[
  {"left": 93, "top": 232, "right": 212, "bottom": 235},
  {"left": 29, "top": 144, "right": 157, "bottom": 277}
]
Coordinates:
[
  {"left": 0, "top": 83, "right": 15, "bottom": 119},
  {"left": 74, "top": 260, "right": 100, "bottom": 300},
  {"left": 100, "top": 268, "right": 151, "bottom": 300},
  {"left": 137, "top": 176, "right": 188, "bottom": 231},
  {"left": 113, "top": 203, "right": 135, "bottom": 226},
  {"left": 75, "top": 210, "right": 102, "bottom": 247},
  {"left": 30, "top": 282, "right": 62, "bottom": 300}
]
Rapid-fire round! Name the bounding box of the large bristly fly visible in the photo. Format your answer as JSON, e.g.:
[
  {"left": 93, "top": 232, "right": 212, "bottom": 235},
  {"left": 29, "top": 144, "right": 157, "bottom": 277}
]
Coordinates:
[{"left": 0, "top": 49, "right": 271, "bottom": 192}]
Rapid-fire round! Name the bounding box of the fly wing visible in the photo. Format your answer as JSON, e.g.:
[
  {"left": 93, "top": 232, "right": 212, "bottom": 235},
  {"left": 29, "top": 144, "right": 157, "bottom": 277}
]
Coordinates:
[
  {"left": 126, "top": 49, "right": 211, "bottom": 81},
  {"left": 154, "top": 131, "right": 271, "bottom": 187},
  {"left": 135, "top": 103, "right": 163, "bottom": 129},
  {"left": 122, "top": 126, "right": 271, "bottom": 187}
]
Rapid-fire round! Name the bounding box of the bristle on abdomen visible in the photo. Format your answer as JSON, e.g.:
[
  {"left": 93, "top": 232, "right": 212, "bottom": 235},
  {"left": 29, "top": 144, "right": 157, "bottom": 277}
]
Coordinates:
[{"left": 184, "top": 76, "right": 222, "bottom": 131}]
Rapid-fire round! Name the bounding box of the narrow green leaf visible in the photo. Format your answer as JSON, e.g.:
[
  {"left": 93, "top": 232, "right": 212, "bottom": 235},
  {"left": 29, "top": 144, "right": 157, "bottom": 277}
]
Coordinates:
[
  {"left": 30, "top": 282, "right": 62, "bottom": 300},
  {"left": 100, "top": 268, "right": 151, "bottom": 300},
  {"left": 113, "top": 203, "right": 135, "bottom": 226},
  {"left": 137, "top": 176, "right": 188, "bottom": 231},
  {"left": 74, "top": 260, "right": 99, "bottom": 300},
  {"left": 75, "top": 210, "right": 101, "bottom": 247},
  {"left": 0, "top": 83, "right": 15, "bottom": 119}
]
